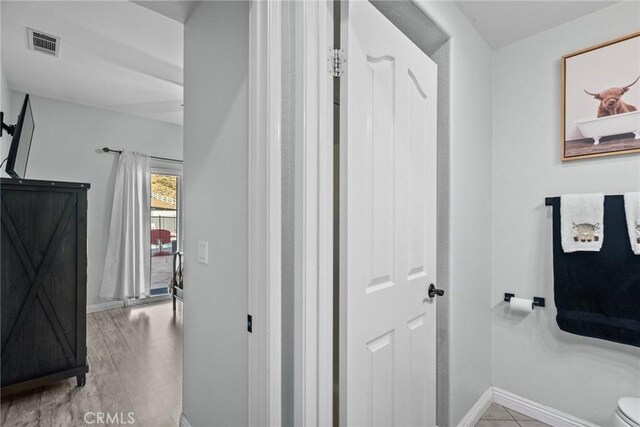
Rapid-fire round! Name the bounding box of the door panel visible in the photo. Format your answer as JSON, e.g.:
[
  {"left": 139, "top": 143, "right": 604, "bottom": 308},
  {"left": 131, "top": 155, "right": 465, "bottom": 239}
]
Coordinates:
[
  {"left": 366, "top": 331, "right": 394, "bottom": 427},
  {"left": 366, "top": 56, "right": 395, "bottom": 294},
  {"left": 407, "top": 314, "right": 428, "bottom": 426},
  {"left": 407, "top": 70, "right": 428, "bottom": 282},
  {"left": 340, "top": 1, "right": 438, "bottom": 425}
]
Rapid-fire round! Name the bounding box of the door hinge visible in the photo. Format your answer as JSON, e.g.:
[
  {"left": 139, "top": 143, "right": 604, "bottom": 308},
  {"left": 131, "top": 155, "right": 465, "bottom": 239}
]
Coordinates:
[
  {"left": 330, "top": 48, "right": 345, "bottom": 78},
  {"left": 247, "top": 314, "right": 253, "bottom": 333}
]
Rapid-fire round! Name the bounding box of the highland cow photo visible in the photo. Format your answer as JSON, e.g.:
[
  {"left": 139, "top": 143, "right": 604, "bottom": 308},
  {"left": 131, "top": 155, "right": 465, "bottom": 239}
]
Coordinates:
[{"left": 562, "top": 32, "right": 640, "bottom": 160}]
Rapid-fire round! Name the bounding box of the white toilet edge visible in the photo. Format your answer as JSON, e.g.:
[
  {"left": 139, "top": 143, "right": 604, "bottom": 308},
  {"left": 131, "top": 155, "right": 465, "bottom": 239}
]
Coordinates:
[
  {"left": 618, "top": 397, "right": 640, "bottom": 427},
  {"left": 618, "top": 408, "right": 640, "bottom": 427}
]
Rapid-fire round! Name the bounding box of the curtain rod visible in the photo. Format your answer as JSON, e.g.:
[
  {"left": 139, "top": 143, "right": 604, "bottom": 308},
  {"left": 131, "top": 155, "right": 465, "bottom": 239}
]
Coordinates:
[{"left": 101, "top": 147, "right": 183, "bottom": 164}]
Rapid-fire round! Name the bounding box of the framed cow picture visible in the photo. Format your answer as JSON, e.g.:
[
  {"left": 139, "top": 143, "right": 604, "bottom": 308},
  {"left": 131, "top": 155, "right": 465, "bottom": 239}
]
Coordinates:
[{"left": 562, "top": 32, "right": 640, "bottom": 161}]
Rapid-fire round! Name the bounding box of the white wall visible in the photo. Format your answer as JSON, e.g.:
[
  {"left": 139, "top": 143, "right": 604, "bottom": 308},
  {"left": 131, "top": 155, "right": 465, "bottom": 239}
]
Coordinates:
[
  {"left": 0, "top": 64, "right": 10, "bottom": 158},
  {"left": 492, "top": 3, "right": 640, "bottom": 425},
  {"left": 0, "top": 3, "right": 9, "bottom": 155},
  {"left": 414, "top": 3, "right": 494, "bottom": 426},
  {"left": 6, "top": 92, "right": 182, "bottom": 306},
  {"left": 182, "top": 2, "right": 250, "bottom": 425}
]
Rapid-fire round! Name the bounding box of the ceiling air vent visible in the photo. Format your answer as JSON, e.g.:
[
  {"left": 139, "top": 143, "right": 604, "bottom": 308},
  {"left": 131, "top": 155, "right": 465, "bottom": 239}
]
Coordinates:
[{"left": 27, "top": 28, "right": 60, "bottom": 57}]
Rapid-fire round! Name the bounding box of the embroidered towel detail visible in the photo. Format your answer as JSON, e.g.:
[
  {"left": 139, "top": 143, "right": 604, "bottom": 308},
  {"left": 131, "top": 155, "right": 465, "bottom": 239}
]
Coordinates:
[
  {"left": 624, "top": 192, "right": 640, "bottom": 255},
  {"left": 560, "top": 193, "right": 605, "bottom": 253}
]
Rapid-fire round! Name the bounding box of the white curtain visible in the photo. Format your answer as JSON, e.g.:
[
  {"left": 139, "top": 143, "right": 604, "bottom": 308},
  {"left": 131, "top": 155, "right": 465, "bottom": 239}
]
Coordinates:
[{"left": 99, "top": 151, "right": 151, "bottom": 300}]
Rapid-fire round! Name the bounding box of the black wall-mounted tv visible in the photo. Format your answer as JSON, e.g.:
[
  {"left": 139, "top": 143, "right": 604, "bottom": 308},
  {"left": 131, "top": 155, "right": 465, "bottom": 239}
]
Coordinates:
[{"left": 1, "top": 94, "right": 35, "bottom": 179}]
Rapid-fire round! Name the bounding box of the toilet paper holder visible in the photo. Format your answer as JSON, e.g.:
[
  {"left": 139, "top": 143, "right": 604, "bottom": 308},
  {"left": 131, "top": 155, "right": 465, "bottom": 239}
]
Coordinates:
[{"left": 504, "top": 293, "right": 545, "bottom": 308}]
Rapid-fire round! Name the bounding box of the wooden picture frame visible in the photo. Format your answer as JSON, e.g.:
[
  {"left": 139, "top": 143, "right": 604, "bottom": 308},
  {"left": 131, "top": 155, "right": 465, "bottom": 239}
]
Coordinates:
[{"left": 561, "top": 32, "right": 640, "bottom": 161}]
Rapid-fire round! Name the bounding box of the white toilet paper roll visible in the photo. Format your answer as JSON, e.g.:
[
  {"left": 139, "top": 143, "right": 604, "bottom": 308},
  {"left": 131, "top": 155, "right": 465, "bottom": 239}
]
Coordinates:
[{"left": 510, "top": 297, "right": 534, "bottom": 313}]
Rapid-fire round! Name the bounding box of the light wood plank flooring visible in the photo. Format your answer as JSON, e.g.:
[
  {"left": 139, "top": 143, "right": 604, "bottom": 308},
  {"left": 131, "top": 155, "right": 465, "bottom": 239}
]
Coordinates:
[{"left": 1, "top": 300, "right": 182, "bottom": 427}]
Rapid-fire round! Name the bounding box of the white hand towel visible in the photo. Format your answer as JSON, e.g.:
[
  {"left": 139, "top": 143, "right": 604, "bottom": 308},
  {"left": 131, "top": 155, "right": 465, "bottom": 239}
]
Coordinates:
[
  {"left": 560, "top": 193, "right": 605, "bottom": 253},
  {"left": 624, "top": 192, "right": 640, "bottom": 255}
]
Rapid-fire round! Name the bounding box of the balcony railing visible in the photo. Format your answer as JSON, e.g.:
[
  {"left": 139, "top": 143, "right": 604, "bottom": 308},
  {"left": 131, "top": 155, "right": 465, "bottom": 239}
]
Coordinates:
[{"left": 151, "top": 192, "right": 176, "bottom": 208}]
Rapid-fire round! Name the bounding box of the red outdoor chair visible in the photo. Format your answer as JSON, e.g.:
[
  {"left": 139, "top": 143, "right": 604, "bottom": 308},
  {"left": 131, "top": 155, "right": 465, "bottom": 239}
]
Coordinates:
[{"left": 151, "top": 229, "right": 172, "bottom": 256}]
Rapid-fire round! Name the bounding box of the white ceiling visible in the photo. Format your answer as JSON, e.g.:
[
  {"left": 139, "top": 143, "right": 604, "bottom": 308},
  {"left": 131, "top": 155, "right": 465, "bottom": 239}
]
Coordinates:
[
  {"left": 1, "top": 1, "right": 184, "bottom": 125},
  {"left": 132, "top": 1, "right": 198, "bottom": 24},
  {"left": 455, "top": 1, "right": 618, "bottom": 49}
]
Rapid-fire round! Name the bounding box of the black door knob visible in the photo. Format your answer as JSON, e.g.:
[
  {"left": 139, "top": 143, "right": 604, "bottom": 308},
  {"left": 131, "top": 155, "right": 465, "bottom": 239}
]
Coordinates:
[{"left": 428, "top": 284, "right": 444, "bottom": 299}]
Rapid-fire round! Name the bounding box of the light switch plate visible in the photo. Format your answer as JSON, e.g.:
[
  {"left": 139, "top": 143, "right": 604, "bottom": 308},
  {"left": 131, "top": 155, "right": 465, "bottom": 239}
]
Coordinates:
[{"left": 198, "top": 240, "right": 209, "bottom": 264}]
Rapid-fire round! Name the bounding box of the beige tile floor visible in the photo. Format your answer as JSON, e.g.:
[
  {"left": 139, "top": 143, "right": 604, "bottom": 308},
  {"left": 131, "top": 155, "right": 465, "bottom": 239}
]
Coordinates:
[
  {"left": 476, "top": 403, "right": 551, "bottom": 427},
  {"left": 1, "top": 300, "right": 182, "bottom": 427}
]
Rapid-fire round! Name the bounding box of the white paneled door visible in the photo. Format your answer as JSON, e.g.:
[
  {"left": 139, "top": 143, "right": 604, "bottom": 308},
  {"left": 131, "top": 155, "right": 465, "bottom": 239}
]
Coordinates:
[{"left": 340, "top": 1, "right": 438, "bottom": 426}]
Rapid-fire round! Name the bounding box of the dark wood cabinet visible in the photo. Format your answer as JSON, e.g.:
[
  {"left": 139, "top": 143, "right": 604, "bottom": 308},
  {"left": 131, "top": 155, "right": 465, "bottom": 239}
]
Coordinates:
[{"left": 1, "top": 178, "right": 90, "bottom": 394}]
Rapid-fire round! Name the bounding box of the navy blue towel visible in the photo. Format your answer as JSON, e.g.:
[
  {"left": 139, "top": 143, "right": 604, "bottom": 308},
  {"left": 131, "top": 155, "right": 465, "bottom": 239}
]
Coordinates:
[{"left": 552, "top": 195, "right": 640, "bottom": 347}]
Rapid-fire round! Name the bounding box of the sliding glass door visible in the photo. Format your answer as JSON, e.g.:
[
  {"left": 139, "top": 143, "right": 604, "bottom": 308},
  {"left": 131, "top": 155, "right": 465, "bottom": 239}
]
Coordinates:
[{"left": 150, "top": 172, "right": 181, "bottom": 296}]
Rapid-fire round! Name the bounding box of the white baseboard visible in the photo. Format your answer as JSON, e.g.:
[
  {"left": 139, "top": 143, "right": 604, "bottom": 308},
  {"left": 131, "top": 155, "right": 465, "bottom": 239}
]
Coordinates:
[
  {"left": 179, "top": 412, "right": 192, "bottom": 427},
  {"left": 87, "top": 295, "right": 172, "bottom": 313},
  {"left": 125, "top": 294, "right": 172, "bottom": 307},
  {"left": 458, "top": 387, "right": 599, "bottom": 427},
  {"left": 87, "top": 300, "right": 125, "bottom": 313},
  {"left": 458, "top": 387, "right": 494, "bottom": 427},
  {"left": 492, "top": 387, "right": 600, "bottom": 427}
]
